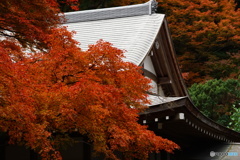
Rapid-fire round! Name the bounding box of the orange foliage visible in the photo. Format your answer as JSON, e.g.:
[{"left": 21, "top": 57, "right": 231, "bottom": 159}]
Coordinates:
[
  {"left": 158, "top": 0, "right": 240, "bottom": 51},
  {"left": 0, "top": 1, "right": 179, "bottom": 159},
  {"left": 58, "top": 0, "right": 79, "bottom": 11},
  {"left": 158, "top": 0, "right": 240, "bottom": 85},
  {"left": 73, "top": 0, "right": 148, "bottom": 10},
  {"left": 0, "top": 0, "right": 62, "bottom": 50}
]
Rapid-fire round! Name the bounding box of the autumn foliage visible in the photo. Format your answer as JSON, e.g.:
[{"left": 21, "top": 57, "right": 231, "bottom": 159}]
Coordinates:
[
  {"left": 0, "top": 0, "right": 62, "bottom": 50},
  {"left": 157, "top": 0, "right": 240, "bottom": 85},
  {"left": 58, "top": 0, "right": 149, "bottom": 11},
  {"left": 0, "top": 0, "right": 179, "bottom": 159}
]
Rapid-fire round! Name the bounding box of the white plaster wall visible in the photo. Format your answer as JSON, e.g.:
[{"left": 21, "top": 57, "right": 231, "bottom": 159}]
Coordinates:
[
  {"left": 144, "top": 55, "right": 156, "bottom": 75},
  {"left": 149, "top": 80, "right": 158, "bottom": 94},
  {"left": 143, "top": 55, "right": 165, "bottom": 96},
  {"left": 158, "top": 85, "right": 165, "bottom": 97}
]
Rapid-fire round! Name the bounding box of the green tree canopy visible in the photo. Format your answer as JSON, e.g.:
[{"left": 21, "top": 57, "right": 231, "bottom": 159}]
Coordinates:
[
  {"left": 229, "top": 105, "right": 240, "bottom": 132},
  {"left": 189, "top": 79, "right": 240, "bottom": 126}
]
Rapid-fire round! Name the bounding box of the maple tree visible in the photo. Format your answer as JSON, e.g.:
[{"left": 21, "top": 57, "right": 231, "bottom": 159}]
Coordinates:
[
  {"left": 157, "top": 0, "right": 240, "bottom": 85},
  {"left": 57, "top": 0, "right": 79, "bottom": 12},
  {"left": 0, "top": 0, "right": 62, "bottom": 50},
  {"left": 0, "top": 0, "right": 179, "bottom": 159}
]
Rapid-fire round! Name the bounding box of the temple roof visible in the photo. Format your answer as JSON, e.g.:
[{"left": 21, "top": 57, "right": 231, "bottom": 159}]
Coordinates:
[
  {"left": 64, "top": 0, "right": 158, "bottom": 23},
  {"left": 148, "top": 95, "right": 185, "bottom": 106},
  {"left": 64, "top": 0, "right": 163, "bottom": 65}
]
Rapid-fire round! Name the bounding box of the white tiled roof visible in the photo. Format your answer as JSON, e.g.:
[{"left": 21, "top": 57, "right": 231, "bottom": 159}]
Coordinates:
[
  {"left": 64, "top": 1, "right": 152, "bottom": 23},
  {"left": 148, "top": 95, "right": 185, "bottom": 106},
  {"left": 63, "top": 1, "right": 164, "bottom": 65},
  {"left": 64, "top": 0, "right": 158, "bottom": 23},
  {"left": 63, "top": 1, "right": 184, "bottom": 106}
]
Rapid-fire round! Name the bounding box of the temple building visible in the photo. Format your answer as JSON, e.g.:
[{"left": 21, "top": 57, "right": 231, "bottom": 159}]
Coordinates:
[{"left": 63, "top": 1, "right": 240, "bottom": 159}]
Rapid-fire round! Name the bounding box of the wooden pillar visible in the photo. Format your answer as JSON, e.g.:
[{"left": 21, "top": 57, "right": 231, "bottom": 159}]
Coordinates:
[
  {"left": 0, "top": 140, "right": 6, "bottom": 160},
  {"left": 0, "top": 133, "right": 7, "bottom": 160},
  {"left": 83, "top": 136, "right": 92, "bottom": 160},
  {"left": 30, "top": 150, "right": 39, "bottom": 160}
]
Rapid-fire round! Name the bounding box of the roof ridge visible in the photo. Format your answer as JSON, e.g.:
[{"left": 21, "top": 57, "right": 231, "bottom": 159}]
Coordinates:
[{"left": 64, "top": 0, "right": 158, "bottom": 23}]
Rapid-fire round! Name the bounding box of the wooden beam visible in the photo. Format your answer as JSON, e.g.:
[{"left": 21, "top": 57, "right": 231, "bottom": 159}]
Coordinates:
[
  {"left": 158, "top": 77, "right": 171, "bottom": 85},
  {"left": 142, "top": 69, "right": 158, "bottom": 82},
  {"left": 158, "top": 123, "right": 163, "bottom": 129}
]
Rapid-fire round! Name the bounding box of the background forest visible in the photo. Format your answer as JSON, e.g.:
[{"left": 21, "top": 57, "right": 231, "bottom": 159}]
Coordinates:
[{"left": 58, "top": 0, "right": 240, "bottom": 131}]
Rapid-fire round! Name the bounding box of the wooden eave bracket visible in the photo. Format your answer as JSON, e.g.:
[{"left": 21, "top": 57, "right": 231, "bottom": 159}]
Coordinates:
[{"left": 158, "top": 77, "right": 171, "bottom": 85}]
